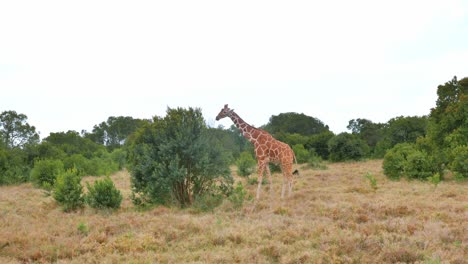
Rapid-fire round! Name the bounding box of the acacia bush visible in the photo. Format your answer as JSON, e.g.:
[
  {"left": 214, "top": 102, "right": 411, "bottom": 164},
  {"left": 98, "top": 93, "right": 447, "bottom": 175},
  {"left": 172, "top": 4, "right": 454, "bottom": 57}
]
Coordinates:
[
  {"left": 30, "top": 159, "right": 64, "bottom": 189},
  {"left": 85, "top": 177, "right": 122, "bottom": 209},
  {"left": 127, "top": 107, "right": 232, "bottom": 207},
  {"left": 53, "top": 169, "right": 84, "bottom": 212},
  {"left": 236, "top": 151, "right": 256, "bottom": 177}
]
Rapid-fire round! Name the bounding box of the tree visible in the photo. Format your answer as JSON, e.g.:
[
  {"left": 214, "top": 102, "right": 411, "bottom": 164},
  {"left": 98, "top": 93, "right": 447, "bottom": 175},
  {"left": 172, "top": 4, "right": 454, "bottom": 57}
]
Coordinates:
[
  {"left": 347, "top": 118, "right": 384, "bottom": 149},
  {"left": 44, "top": 131, "right": 104, "bottom": 158},
  {"left": 0, "top": 111, "right": 39, "bottom": 149},
  {"left": 127, "top": 107, "right": 232, "bottom": 207},
  {"left": 264, "top": 112, "right": 330, "bottom": 136},
  {"left": 328, "top": 133, "right": 369, "bottom": 162},
  {"left": 84, "top": 116, "right": 148, "bottom": 150}
]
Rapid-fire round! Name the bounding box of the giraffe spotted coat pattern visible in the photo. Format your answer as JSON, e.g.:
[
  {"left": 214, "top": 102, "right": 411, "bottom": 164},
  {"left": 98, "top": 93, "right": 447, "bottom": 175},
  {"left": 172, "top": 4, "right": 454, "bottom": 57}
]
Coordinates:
[{"left": 216, "top": 104, "right": 297, "bottom": 199}]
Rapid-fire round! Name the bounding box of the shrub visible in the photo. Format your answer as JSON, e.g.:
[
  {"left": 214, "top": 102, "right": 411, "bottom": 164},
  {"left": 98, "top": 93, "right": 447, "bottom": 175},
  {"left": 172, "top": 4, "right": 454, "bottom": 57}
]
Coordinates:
[
  {"left": 236, "top": 151, "right": 256, "bottom": 177},
  {"left": 53, "top": 169, "right": 84, "bottom": 212},
  {"left": 192, "top": 193, "right": 223, "bottom": 212},
  {"left": 292, "top": 144, "right": 309, "bottom": 164},
  {"left": 383, "top": 143, "right": 437, "bottom": 180},
  {"left": 449, "top": 145, "right": 468, "bottom": 179},
  {"left": 328, "top": 133, "right": 370, "bottom": 162},
  {"left": 228, "top": 182, "right": 248, "bottom": 209},
  {"left": 64, "top": 154, "right": 96, "bottom": 176},
  {"left": 307, "top": 152, "right": 327, "bottom": 170},
  {"left": 30, "top": 159, "right": 64, "bottom": 189},
  {"left": 85, "top": 177, "right": 123, "bottom": 209},
  {"left": 383, "top": 143, "right": 415, "bottom": 179},
  {"left": 110, "top": 148, "right": 127, "bottom": 170},
  {"left": 127, "top": 107, "right": 232, "bottom": 207},
  {"left": 404, "top": 150, "right": 434, "bottom": 180}
]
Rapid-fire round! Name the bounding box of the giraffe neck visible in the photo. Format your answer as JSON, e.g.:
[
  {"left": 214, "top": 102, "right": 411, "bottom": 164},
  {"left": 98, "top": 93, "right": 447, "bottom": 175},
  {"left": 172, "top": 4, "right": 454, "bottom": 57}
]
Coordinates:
[{"left": 229, "top": 111, "right": 257, "bottom": 144}]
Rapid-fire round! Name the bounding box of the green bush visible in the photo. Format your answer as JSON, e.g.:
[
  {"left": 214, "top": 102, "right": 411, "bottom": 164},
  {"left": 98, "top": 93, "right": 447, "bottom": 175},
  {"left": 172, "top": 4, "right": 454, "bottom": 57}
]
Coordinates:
[
  {"left": 192, "top": 193, "right": 223, "bottom": 212},
  {"left": 449, "top": 145, "right": 468, "bottom": 179},
  {"left": 0, "top": 147, "right": 30, "bottom": 185},
  {"left": 383, "top": 143, "right": 415, "bottom": 179},
  {"left": 307, "top": 152, "right": 327, "bottom": 170},
  {"left": 228, "top": 182, "right": 247, "bottom": 209},
  {"left": 404, "top": 150, "right": 434, "bottom": 180},
  {"left": 236, "top": 151, "right": 256, "bottom": 177},
  {"left": 53, "top": 169, "right": 84, "bottom": 212},
  {"left": 292, "top": 144, "right": 309, "bottom": 164},
  {"left": 383, "top": 143, "right": 437, "bottom": 180},
  {"left": 328, "top": 133, "right": 370, "bottom": 162},
  {"left": 30, "top": 159, "right": 64, "bottom": 189},
  {"left": 127, "top": 107, "right": 232, "bottom": 207},
  {"left": 85, "top": 177, "right": 123, "bottom": 209},
  {"left": 110, "top": 148, "right": 127, "bottom": 170}
]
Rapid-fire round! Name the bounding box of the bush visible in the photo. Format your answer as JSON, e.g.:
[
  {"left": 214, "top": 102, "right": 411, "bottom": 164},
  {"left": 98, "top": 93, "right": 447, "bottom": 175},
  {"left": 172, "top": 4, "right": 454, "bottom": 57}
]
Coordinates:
[
  {"left": 383, "top": 143, "right": 437, "bottom": 180},
  {"left": 307, "top": 152, "right": 327, "bottom": 170},
  {"left": 110, "top": 148, "right": 127, "bottom": 170},
  {"left": 292, "top": 144, "right": 309, "bottom": 164},
  {"left": 30, "top": 159, "right": 64, "bottom": 189},
  {"left": 236, "top": 151, "right": 256, "bottom": 177},
  {"left": 328, "top": 133, "right": 370, "bottom": 162},
  {"left": 228, "top": 182, "right": 248, "bottom": 209},
  {"left": 53, "top": 169, "right": 84, "bottom": 212},
  {"left": 449, "top": 145, "right": 468, "bottom": 179},
  {"left": 85, "top": 177, "right": 123, "bottom": 209},
  {"left": 0, "top": 147, "right": 30, "bottom": 185},
  {"left": 127, "top": 107, "right": 232, "bottom": 207}
]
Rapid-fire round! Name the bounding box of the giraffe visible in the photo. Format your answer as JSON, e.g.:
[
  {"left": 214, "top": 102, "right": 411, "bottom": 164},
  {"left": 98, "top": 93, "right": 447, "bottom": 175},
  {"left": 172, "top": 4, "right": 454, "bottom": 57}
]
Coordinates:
[{"left": 216, "top": 104, "right": 297, "bottom": 199}]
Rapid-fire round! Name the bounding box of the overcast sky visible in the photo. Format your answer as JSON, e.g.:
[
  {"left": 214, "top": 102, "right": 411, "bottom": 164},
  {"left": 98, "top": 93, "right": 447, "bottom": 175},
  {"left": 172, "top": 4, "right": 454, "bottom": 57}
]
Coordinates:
[{"left": 1, "top": 0, "right": 467, "bottom": 138}]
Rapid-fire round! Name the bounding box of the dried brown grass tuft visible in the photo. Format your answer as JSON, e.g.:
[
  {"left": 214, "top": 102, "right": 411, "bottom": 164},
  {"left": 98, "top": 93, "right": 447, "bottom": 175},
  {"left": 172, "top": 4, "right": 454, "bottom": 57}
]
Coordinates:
[{"left": 0, "top": 160, "right": 466, "bottom": 263}]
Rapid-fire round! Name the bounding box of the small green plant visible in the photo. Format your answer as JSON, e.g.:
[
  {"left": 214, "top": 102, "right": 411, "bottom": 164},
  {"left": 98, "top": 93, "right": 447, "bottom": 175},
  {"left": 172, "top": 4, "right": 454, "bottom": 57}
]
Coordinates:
[
  {"left": 364, "top": 172, "right": 378, "bottom": 191},
  {"left": 228, "top": 182, "right": 247, "bottom": 209},
  {"left": 236, "top": 151, "right": 256, "bottom": 177},
  {"left": 192, "top": 194, "right": 223, "bottom": 212},
  {"left": 247, "top": 177, "right": 268, "bottom": 185},
  {"left": 77, "top": 222, "right": 89, "bottom": 235},
  {"left": 307, "top": 153, "right": 327, "bottom": 170},
  {"left": 85, "top": 177, "right": 123, "bottom": 209},
  {"left": 427, "top": 173, "right": 441, "bottom": 188},
  {"left": 53, "top": 169, "right": 85, "bottom": 212}
]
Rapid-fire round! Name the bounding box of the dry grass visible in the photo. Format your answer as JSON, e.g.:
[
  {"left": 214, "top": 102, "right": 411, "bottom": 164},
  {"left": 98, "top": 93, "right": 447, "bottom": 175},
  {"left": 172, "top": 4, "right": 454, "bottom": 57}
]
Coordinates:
[{"left": 0, "top": 161, "right": 467, "bottom": 263}]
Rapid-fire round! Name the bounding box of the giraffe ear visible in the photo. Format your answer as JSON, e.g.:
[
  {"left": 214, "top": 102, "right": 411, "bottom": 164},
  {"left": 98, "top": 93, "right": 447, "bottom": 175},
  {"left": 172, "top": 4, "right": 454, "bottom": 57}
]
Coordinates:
[{"left": 224, "top": 104, "right": 228, "bottom": 109}]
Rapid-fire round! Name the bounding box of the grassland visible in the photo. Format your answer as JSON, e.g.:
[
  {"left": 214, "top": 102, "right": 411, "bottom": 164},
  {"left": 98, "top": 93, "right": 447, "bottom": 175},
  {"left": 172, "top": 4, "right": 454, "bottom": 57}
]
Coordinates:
[{"left": 0, "top": 160, "right": 466, "bottom": 263}]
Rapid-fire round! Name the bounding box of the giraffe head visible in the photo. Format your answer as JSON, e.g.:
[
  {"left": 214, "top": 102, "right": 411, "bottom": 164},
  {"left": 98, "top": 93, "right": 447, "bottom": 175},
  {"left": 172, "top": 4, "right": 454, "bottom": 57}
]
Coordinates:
[{"left": 216, "top": 104, "right": 234, "bottom": 121}]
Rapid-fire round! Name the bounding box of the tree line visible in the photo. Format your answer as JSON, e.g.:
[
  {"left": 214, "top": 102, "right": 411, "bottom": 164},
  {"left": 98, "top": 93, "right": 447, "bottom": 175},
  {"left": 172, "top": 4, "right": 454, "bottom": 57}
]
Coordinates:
[{"left": 0, "top": 76, "right": 466, "bottom": 208}]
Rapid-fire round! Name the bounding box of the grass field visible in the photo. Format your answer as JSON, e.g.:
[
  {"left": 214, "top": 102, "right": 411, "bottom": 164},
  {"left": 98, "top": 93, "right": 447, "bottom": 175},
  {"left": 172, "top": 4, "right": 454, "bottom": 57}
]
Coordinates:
[{"left": 0, "top": 160, "right": 466, "bottom": 263}]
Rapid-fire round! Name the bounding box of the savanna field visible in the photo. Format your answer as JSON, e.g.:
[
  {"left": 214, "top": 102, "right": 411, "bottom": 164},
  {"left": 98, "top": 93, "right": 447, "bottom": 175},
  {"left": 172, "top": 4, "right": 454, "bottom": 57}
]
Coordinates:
[{"left": 0, "top": 160, "right": 466, "bottom": 264}]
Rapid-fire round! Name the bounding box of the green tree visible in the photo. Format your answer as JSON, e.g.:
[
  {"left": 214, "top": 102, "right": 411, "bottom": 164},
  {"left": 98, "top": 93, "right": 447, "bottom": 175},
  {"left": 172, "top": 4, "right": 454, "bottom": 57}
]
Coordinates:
[
  {"left": 53, "top": 169, "right": 85, "bottom": 212},
  {"left": 84, "top": 116, "right": 148, "bottom": 150},
  {"left": 328, "top": 133, "right": 370, "bottom": 162},
  {"left": 264, "top": 112, "right": 330, "bottom": 136},
  {"left": 127, "top": 107, "right": 232, "bottom": 207},
  {"left": 85, "top": 177, "right": 123, "bottom": 209},
  {"left": 0, "top": 110, "right": 39, "bottom": 149},
  {"left": 347, "top": 118, "right": 384, "bottom": 153},
  {"left": 44, "top": 131, "right": 105, "bottom": 158}
]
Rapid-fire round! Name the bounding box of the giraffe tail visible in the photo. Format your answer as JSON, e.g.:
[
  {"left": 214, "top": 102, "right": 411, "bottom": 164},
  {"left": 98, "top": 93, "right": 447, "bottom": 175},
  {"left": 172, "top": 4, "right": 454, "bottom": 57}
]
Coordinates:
[{"left": 292, "top": 151, "right": 300, "bottom": 176}]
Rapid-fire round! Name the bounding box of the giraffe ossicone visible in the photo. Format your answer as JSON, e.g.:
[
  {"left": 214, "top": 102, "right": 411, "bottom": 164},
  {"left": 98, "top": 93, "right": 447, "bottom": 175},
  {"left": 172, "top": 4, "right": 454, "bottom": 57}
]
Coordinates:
[{"left": 216, "top": 104, "right": 297, "bottom": 199}]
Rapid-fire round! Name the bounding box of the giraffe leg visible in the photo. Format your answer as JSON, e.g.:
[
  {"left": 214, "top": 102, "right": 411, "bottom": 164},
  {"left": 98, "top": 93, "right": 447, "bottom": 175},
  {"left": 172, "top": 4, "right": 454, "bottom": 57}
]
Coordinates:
[
  {"left": 265, "top": 164, "right": 273, "bottom": 197},
  {"left": 256, "top": 162, "right": 265, "bottom": 200}
]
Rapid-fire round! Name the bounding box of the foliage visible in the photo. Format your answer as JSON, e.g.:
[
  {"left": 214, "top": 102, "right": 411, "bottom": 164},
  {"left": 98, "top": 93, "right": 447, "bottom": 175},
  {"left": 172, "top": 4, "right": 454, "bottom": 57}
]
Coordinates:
[
  {"left": 0, "top": 110, "right": 39, "bottom": 149},
  {"left": 228, "top": 182, "right": 248, "bottom": 209},
  {"left": 307, "top": 152, "right": 327, "bottom": 170},
  {"left": 85, "top": 177, "right": 123, "bottom": 209},
  {"left": 53, "top": 169, "right": 85, "bottom": 212},
  {"left": 192, "top": 193, "right": 223, "bottom": 212},
  {"left": 449, "top": 146, "right": 467, "bottom": 179},
  {"left": 363, "top": 172, "right": 378, "bottom": 191},
  {"left": 44, "top": 131, "right": 105, "bottom": 158},
  {"left": 264, "top": 112, "right": 330, "bottom": 136},
  {"left": 30, "top": 159, "right": 64, "bottom": 189},
  {"left": 383, "top": 143, "right": 437, "bottom": 180},
  {"left": 83, "top": 116, "right": 148, "bottom": 150},
  {"left": 305, "top": 131, "right": 334, "bottom": 159},
  {"left": 292, "top": 144, "right": 309, "bottom": 163},
  {"left": 127, "top": 107, "right": 232, "bottom": 207},
  {"left": 427, "top": 173, "right": 441, "bottom": 188},
  {"left": 327, "top": 133, "right": 369, "bottom": 162},
  {"left": 0, "top": 147, "right": 30, "bottom": 185},
  {"left": 236, "top": 151, "right": 256, "bottom": 177},
  {"left": 348, "top": 118, "right": 384, "bottom": 155},
  {"left": 110, "top": 148, "right": 127, "bottom": 170}
]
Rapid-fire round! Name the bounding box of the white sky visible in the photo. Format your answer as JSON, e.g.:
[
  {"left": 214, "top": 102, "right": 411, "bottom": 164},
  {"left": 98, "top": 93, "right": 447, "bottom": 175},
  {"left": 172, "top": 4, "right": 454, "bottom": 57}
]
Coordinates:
[{"left": 1, "top": 0, "right": 467, "bottom": 138}]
